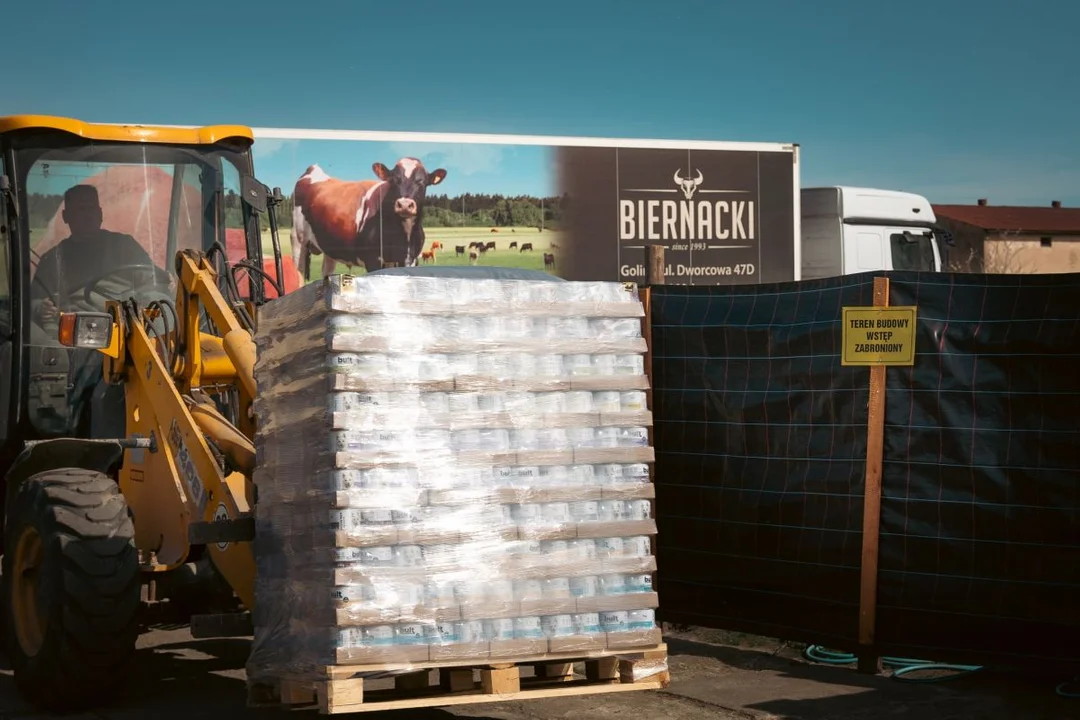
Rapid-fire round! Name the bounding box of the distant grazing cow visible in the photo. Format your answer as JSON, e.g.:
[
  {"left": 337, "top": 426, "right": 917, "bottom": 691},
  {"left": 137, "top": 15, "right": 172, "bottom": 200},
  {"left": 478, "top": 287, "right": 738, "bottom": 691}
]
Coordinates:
[
  {"left": 490, "top": 228, "right": 499, "bottom": 233},
  {"left": 291, "top": 159, "right": 447, "bottom": 283},
  {"left": 477, "top": 243, "right": 488, "bottom": 254},
  {"left": 468, "top": 242, "right": 479, "bottom": 249},
  {"left": 511, "top": 228, "right": 516, "bottom": 233},
  {"left": 431, "top": 241, "right": 443, "bottom": 250},
  {"left": 520, "top": 243, "right": 533, "bottom": 252},
  {"left": 421, "top": 248, "right": 437, "bottom": 264},
  {"left": 509, "top": 241, "right": 518, "bottom": 249},
  {"left": 544, "top": 252, "right": 555, "bottom": 269},
  {"left": 455, "top": 245, "right": 466, "bottom": 257},
  {"left": 469, "top": 249, "right": 479, "bottom": 264},
  {"left": 485, "top": 241, "right": 496, "bottom": 251}
]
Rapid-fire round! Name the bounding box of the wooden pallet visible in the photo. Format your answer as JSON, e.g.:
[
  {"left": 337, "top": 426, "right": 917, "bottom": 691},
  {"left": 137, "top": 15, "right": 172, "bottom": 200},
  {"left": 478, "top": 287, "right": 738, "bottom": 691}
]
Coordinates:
[{"left": 248, "top": 643, "right": 669, "bottom": 714}]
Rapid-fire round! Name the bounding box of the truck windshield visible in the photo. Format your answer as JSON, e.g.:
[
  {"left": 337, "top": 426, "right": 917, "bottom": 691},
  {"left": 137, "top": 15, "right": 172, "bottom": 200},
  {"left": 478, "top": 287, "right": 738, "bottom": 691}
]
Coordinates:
[
  {"left": 16, "top": 140, "right": 258, "bottom": 349},
  {"left": 890, "top": 232, "right": 938, "bottom": 271}
]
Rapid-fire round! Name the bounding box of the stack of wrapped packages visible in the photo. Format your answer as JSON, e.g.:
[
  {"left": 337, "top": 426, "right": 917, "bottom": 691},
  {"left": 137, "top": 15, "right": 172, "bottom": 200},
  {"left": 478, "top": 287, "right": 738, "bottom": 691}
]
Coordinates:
[{"left": 247, "top": 273, "right": 660, "bottom": 684}]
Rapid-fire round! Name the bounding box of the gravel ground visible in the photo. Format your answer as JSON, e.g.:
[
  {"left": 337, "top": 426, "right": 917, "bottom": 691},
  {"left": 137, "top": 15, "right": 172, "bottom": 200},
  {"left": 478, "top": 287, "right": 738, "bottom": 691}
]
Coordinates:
[{"left": 1, "top": 626, "right": 1076, "bottom": 719}]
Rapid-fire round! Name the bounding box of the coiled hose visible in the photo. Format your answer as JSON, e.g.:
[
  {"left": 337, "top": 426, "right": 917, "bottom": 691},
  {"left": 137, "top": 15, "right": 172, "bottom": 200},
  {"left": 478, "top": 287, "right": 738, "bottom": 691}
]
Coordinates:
[
  {"left": 802, "top": 645, "right": 982, "bottom": 683},
  {"left": 1055, "top": 678, "right": 1080, "bottom": 698},
  {"left": 803, "top": 646, "right": 1080, "bottom": 696}
]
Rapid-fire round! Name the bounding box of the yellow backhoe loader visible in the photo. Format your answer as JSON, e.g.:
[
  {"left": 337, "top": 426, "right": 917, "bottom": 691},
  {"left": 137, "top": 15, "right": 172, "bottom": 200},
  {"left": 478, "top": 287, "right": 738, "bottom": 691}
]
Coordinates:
[{"left": 0, "top": 115, "right": 286, "bottom": 711}]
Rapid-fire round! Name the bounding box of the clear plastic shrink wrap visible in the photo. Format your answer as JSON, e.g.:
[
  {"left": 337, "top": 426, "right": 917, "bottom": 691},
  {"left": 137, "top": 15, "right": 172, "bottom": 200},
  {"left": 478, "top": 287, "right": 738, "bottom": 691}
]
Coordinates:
[{"left": 246, "top": 275, "right": 660, "bottom": 684}]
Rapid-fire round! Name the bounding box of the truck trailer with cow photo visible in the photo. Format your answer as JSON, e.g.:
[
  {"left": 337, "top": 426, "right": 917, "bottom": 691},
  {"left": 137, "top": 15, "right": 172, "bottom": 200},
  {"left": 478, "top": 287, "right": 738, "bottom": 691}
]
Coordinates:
[{"left": 249, "top": 126, "right": 944, "bottom": 287}]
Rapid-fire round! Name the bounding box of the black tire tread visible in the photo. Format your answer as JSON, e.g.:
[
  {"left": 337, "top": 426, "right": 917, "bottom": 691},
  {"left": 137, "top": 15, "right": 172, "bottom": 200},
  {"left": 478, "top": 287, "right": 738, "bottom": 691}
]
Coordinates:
[{"left": 3, "top": 467, "right": 140, "bottom": 712}]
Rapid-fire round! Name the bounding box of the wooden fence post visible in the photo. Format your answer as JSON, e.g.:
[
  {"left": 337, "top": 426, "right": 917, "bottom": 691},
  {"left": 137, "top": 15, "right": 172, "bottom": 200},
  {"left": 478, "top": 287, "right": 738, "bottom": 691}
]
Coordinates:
[
  {"left": 640, "top": 245, "right": 664, "bottom": 627},
  {"left": 640, "top": 245, "right": 665, "bottom": 406},
  {"left": 645, "top": 245, "right": 666, "bottom": 286},
  {"left": 857, "top": 276, "right": 890, "bottom": 673}
]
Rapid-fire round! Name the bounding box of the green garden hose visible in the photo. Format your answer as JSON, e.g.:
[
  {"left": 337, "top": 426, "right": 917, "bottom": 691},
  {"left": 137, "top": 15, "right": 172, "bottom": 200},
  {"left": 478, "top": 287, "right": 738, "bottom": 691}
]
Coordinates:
[
  {"left": 802, "top": 645, "right": 983, "bottom": 683},
  {"left": 1056, "top": 678, "right": 1080, "bottom": 698},
  {"left": 804, "top": 646, "right": 1080, "bottom": 698}
]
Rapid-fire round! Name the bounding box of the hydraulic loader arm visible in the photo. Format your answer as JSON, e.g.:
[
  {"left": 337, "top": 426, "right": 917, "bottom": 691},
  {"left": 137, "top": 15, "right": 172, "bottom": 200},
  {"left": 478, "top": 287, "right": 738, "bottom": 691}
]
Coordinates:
[{"left": 58, "top": 250, "right": 260, "bottom": 610}]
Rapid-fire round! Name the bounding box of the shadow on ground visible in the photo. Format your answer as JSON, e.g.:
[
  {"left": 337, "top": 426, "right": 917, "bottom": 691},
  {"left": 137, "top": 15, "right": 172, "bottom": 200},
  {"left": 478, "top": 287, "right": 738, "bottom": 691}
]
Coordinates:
[
  {"left": 4, "top": 629, "right": 1077, "bottom": 719},
  {"left": 665, "top": 634, "right": 1079, "bottom": 720},
  {"left": 0, "top": 637, "right": 511, "bottom": 720}
]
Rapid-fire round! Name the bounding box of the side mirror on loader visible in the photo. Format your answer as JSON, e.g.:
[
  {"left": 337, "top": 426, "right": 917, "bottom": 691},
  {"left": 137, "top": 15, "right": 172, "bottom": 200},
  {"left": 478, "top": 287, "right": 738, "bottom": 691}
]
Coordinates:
[
  {"left": 240, "top": 174, "right": 269, "bottom": 213},
  {"left": 239, "top": 173, "right": 287, "bottom": 303}
]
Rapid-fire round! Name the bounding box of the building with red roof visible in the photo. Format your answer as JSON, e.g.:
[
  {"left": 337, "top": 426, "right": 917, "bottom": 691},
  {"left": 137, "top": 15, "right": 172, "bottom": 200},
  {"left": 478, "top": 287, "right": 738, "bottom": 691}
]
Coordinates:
[{"left": 933, "top": 199, "right": 1080, "bottom": 273}]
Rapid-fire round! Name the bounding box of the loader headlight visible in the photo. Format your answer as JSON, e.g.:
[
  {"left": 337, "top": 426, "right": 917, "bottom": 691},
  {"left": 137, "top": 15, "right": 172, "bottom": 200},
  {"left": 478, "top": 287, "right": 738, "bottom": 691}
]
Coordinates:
[{"left": 58, "top": 312, "right": 114, "bottom": 350}]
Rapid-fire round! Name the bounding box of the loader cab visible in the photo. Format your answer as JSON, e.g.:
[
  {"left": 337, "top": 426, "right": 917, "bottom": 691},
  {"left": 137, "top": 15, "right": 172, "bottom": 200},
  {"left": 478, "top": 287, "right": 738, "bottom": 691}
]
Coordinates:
[
  {"left": 800, "top": 186, "right": 947, "bottom": 280},
  {"left": 0, "top": 115, "right": 272, "bottom": 455}
]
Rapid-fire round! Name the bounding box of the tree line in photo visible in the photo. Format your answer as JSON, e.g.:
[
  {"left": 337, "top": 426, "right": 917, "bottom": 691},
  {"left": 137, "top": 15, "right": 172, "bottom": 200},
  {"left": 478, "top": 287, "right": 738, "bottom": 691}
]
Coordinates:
[{"left": 25, "top": 190, "right": 569, "bottom": 231}]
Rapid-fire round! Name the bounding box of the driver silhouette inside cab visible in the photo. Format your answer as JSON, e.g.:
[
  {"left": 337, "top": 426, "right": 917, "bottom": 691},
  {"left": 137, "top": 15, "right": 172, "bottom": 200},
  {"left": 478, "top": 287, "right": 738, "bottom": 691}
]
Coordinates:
[{"left": 32, "top": 184, "right": 155, "bottom": 325}]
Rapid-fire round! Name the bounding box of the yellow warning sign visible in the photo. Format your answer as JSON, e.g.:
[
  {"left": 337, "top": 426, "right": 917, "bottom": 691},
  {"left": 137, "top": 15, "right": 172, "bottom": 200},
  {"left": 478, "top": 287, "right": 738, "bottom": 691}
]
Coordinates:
[{"left": 841, "top": 306, "right": 917, "bottom": 366}]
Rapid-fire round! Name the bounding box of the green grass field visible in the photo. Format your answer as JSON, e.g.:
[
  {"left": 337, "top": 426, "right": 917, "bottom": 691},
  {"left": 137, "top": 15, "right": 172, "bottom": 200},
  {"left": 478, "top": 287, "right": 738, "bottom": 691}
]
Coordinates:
[
  {"left": 29, "top": 224, "right": 565, "bottom": 289},
  {"left": 263, "top": 226, "right": 566, "bottom": 283}
]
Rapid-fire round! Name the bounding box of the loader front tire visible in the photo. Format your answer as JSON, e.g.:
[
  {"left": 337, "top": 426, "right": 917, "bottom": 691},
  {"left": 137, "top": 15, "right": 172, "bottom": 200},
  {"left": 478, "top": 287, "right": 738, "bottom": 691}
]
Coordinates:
[{"left": 2, "top": 468, "right": 140, "bottom": 712}]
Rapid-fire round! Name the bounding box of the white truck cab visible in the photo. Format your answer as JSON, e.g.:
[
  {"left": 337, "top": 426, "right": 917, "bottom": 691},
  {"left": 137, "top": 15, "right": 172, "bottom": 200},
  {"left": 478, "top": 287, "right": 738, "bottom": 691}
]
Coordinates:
[{"left": 800, "top": 186, "right": 946, "bottom": 279}]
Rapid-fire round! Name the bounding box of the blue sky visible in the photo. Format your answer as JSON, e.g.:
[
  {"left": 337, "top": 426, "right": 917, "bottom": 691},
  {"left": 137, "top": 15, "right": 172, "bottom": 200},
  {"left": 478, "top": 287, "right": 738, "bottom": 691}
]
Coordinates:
[
  {"left": 21, "top": 140, "right": 558, "bottom": 198},
  {"left": 6, "top": 0, "right": 1079, "bottom": 206},
  {"left": 252, "top": 140, "right": 557, "bottom": 198}
]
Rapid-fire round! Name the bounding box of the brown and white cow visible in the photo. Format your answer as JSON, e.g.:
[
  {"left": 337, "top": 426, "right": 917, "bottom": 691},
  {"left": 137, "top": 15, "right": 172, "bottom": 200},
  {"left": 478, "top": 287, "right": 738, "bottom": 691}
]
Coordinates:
[{"left": 291, "top": 159, "right": 447, "bottom": 282}]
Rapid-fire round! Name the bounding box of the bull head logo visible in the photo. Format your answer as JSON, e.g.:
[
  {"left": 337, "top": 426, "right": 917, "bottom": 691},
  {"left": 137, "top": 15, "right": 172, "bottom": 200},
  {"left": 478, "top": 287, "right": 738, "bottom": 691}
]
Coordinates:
[{"left": 673, "top": 168, "right": 704, "bottom": 200}]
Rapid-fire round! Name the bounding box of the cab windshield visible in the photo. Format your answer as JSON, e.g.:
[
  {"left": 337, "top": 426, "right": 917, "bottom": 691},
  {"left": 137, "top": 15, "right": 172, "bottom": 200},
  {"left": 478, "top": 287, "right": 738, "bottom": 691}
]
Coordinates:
[
  {"left": 10, "top": 137, "right": 264, "bottom": 438},
  {"left": 15, "top": 139, "right": 260, "bottom": 349},
  {"left": 890, "top": 232, "right": 939, "bottom": 272}
]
